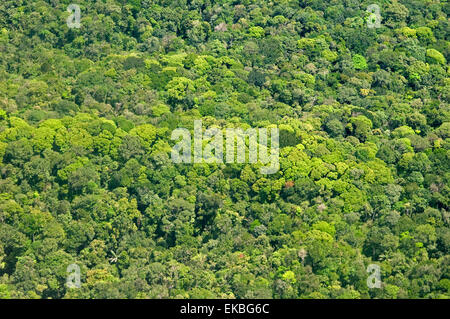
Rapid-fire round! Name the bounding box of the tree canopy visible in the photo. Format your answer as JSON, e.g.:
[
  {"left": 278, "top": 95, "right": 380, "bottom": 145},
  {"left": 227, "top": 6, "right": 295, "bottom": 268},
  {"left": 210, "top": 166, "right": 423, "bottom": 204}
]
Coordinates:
[{"left": 0, "top": 0, "right": 449, "bottom": 299}]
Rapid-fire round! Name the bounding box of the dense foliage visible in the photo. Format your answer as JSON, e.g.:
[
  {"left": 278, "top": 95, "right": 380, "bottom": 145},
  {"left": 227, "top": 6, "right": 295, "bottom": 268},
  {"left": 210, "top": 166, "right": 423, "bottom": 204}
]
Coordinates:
[{"left": 0, "top": 0, "right": 449, "bottom": 299}]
